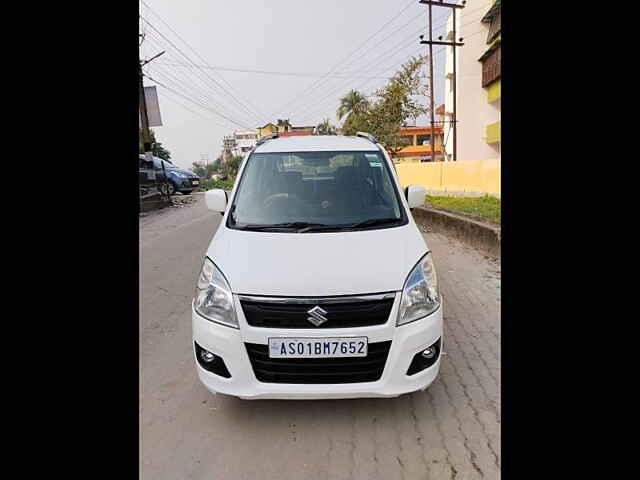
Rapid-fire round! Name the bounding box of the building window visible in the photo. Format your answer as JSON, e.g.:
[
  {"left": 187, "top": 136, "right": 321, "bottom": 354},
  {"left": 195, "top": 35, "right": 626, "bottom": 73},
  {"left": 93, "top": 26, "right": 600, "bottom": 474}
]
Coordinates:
[
  {"left": 416, "top": 134, "right": 432, "bottom": 146},
  {"left": 398, "top": 135, "right": 414, "bottom": 147},
  {"left": 480, "top": 45, "right": 500, "bottom": 87},
  {"left": 487, "top": 11, "right": 501, "bottom": 44}
]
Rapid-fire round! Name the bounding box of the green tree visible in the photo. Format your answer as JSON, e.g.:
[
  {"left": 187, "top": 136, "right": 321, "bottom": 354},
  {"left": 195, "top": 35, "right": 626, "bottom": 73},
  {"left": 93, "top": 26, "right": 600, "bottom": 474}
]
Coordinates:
[
  {"left": 336, "top": 90, "right": 369, "bottom": 123},
  {"left": 191, "top": 162, "right": 207, "bottom": 177},
  {"left": 192, "top": 159, "right": 223, "bottom": 178},
  {"left": 223, "top": 155, "right": 243, "bottom": 179},
  {"left": 205, "top": 161, "right": 218, "bottom": 177},
  {"left": 316, "top": 118, "right": 337, "bottom": 135},
  {"left": 340, "top": 56, "right": 427, "bottom": 155}
]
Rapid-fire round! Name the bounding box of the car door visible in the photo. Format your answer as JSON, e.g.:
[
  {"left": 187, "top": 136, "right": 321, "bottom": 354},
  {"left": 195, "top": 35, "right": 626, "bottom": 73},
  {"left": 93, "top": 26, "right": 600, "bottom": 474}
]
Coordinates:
[{"left": 153, "top": 158, "right": 167, "bottom": 183}]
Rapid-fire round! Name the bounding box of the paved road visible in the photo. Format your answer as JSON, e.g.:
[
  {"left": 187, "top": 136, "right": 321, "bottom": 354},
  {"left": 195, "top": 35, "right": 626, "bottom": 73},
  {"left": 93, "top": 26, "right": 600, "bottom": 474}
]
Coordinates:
[{"left": 140, "top": 195, "right": 501, "bottom": 480}]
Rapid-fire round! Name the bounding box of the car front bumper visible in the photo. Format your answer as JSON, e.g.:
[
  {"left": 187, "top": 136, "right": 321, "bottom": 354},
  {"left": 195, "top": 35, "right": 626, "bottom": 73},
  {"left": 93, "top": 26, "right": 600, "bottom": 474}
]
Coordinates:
[{"left": 192, "top": 294, "right": 443, "bottom": 400}]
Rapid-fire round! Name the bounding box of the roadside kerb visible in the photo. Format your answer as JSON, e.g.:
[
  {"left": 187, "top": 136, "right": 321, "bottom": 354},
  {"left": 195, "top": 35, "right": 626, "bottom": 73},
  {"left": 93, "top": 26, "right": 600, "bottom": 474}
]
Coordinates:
[{"left": 412, "top": 206, "right": 501, "bottom": 258}]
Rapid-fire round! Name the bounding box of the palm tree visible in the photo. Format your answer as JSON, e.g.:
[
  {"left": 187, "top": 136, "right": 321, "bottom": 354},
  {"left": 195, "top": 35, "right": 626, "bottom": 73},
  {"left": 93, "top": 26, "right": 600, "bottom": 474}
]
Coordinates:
[{"left": 336, "top": 90, "right": 369, "bottom": 122}]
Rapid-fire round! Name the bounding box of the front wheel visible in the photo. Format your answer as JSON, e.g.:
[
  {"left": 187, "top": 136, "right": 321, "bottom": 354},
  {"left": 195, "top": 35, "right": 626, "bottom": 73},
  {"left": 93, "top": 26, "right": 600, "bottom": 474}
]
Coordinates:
[{"left": 160, "top": 182, "right": 175, "bottom": 196}]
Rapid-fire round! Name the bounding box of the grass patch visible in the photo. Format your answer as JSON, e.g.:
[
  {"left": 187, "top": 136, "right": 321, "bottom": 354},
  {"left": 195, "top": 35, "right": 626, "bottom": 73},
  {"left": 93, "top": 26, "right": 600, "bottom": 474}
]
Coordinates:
[
  {"left": 198, "top": 179, "right": 235, "bottom": 191},
  {"left": 425, "top": 194, "right": 501, "bottom": 224}
]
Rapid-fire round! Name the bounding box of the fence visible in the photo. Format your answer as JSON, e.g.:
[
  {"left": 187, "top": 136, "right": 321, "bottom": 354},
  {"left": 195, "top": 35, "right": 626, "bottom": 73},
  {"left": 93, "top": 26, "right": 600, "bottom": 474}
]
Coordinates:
[{"left": 395, "top": 158, "right": 500, "bottom": 197}]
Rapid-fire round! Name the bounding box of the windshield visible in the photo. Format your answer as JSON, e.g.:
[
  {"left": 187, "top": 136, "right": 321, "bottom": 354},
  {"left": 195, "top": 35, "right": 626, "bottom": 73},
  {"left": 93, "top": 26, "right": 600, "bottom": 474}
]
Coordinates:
[
  {"left": 227, "top": 150, "right": 406, "bottom": 232},
  {"left": 163, "top": 161, "right": 177, "bottom": 170}
]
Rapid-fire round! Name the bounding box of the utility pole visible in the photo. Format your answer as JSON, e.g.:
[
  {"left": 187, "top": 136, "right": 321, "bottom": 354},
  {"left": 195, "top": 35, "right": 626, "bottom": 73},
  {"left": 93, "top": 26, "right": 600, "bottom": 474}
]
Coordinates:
[
  {"left": 427, "top": 3, "right": 435, "bottom": 164},
  {"left": 139, "top": 61, "right": 153, "bottom": 160},
  {"left": 139, "top": 47, "right": 165, "bottom": 196},
  {"left": 200, "top": 154, "right": 210, "bottom": 176},
  {"left": 419, "top": 0, "right": 465, "bottom": 162}
]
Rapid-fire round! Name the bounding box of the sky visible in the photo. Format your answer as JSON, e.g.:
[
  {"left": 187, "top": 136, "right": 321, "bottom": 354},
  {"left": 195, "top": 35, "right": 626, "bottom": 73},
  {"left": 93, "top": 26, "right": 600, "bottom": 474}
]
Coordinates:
[{"left": 140, "top": 0, "right": 452, "bottom": 170}]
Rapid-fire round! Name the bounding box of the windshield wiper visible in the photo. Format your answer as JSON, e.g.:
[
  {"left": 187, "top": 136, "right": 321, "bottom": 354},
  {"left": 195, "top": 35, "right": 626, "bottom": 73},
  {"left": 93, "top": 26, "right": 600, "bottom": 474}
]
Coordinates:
[
  {"left": 236, "top": 221, "right": 329, "bottom": 232},
  {"left": 296, "top": 223, "right": 345, "bottom": 233},
  {"left": 236, "top": 218, "right": 400, "bottom": 232},
  {"left": 300, "top": 218, "right": 401, "bottom": 233},
  {"left": 347, "top": 217, "right": 401, "bottom": 229}
]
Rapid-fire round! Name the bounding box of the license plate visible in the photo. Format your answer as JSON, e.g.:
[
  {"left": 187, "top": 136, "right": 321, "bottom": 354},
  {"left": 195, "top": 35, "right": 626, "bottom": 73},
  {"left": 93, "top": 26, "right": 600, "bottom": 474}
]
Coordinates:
[
  {"left": 268, "top": 337, "right": 368, "bottom": 358},
  {"left": 192, "top": 180, "right": 199, "bottom": 185}
]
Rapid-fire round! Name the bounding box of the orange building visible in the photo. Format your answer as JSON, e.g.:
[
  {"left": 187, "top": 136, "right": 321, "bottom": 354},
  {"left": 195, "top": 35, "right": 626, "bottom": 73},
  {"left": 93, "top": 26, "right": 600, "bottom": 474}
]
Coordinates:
[
  {"left": 391, "top": 105, "right": 446, "bottom": 162},
  {"left": 392, "top": 126, "right": 444, "bottom": 163},
  {"left": 279, "top": 130, "right": 313, "bottom": 137}
]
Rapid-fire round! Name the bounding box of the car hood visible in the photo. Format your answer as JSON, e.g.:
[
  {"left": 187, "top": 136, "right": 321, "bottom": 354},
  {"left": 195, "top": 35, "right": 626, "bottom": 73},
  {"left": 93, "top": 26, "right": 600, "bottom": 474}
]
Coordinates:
[
  {"left": 208, "top": 224, "right": 428, "bottom": 296},
  {"left": 169, "top": 168, "right": 197, "bottom": 177}
]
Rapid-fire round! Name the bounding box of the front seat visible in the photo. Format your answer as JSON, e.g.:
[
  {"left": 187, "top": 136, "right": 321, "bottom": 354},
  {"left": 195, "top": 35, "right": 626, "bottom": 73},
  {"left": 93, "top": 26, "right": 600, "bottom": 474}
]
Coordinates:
[
  {"left": 280, "top": 171, "right": 304, "bottom": 198},
  {"left": 334, "top": 166, "right": 365, "bottom": 215}
]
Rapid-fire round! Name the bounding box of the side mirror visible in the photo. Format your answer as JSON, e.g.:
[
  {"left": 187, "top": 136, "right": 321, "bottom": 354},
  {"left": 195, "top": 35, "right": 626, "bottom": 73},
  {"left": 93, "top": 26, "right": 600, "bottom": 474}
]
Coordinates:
[
  {"left": 205, "top": 189, "right": 227, "bottom": 213},
  {"left": 405, "top": 185, "right": 426, "bottom": 209}
]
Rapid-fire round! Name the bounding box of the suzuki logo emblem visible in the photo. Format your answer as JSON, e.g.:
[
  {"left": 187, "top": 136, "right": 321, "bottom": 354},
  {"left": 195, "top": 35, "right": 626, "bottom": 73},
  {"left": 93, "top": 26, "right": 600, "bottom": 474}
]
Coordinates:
[{"left": 307, "top": 306, "right": 328, "bottom": 326}]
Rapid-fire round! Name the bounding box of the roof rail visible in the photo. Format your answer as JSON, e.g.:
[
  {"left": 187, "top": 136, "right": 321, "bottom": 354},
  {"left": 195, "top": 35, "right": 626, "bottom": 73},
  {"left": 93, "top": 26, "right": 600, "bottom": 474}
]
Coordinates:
[
  {"left": 255, "top": 133, "right": 278, "bottom": 146},
  {"left": 356, "top": 131, "right": 379, "bottom": 144}
]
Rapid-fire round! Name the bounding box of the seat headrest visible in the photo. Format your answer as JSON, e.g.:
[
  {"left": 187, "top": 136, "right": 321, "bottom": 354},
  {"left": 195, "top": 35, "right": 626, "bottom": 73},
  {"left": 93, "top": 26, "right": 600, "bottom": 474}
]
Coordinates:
[{"left": 334, "top": 166, "right": 358, "bottom": 183}]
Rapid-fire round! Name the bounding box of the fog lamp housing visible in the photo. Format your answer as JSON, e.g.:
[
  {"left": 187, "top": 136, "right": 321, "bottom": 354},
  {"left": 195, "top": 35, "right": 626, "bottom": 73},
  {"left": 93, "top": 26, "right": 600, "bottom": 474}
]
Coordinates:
[
  {"left": 194, "top": 342, "right": 231, "bottom": 378},
  {"left": 421, "top": 346, "right": 437, "bottom": 359},
  {"left": 200, "top": 349, "right": 216, "bottom": 363},
  {"left": 406, "top": 338, "right": 442, "bottom": 375}
]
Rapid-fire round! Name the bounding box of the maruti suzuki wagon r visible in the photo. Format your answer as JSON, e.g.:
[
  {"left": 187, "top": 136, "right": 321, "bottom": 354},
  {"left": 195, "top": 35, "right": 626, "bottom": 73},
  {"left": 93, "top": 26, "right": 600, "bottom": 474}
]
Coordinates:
[{"left": 192, "top": 132, "right": 442, "bottom": 399}]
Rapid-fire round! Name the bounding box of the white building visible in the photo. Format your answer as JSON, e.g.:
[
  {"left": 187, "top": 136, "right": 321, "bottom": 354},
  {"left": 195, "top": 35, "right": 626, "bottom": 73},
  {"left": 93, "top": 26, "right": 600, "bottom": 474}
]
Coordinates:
[
  {"left": 233, "top": 130, "right": 257, "bottom": 156},
  {"left": 443, "top": 0, "right": 501, "bottom": 162}
]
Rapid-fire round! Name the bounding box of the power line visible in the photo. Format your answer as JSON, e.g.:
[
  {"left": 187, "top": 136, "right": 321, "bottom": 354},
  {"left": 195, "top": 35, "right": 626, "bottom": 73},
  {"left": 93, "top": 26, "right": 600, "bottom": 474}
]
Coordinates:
[
  {"left": 144, "top": 73, "right": 254, "bottom": 130},
  {"left": 277, "top": 2, "right": 490, "bottom": 120},
  {"left": 291, "top": 34, "right": 424, "bottom": 120},
  {"left": 140, "top": 15, "right": 265, "bottom": 126},
  {"left": 142, "top": 34, "right": 259, "bottom": 125},
  {"left": 294, "top": 6, "right": 491, "bottom": 124},
  {"left": 297, "top": 46, "right": 431, "bottom": 125},
  {"left": 145, "top": 62, "right": 252, "bottom": 127},
  {"left": 142, "top": 29, "right": 260, "bottom": 128},
  {"left": 298, "top": 45, "right": 449, "bottom": 125},
  {"left": 153, "top": 62, "right": 395, "bottom": 80},
  {"left": 141, "top": 1, "right": 268, "bottom": 125},
  {"left": 294, "top": 34, "right": 436, "bottom": 123},
  {"left": 156, "top": 88, "right": 232, "bottom": 128},
  {"left": 266, "top": 0, "right": 425, "bottom": 120},
  {"left": 276, "top": 19, "right": 447, "bottom": 120}
]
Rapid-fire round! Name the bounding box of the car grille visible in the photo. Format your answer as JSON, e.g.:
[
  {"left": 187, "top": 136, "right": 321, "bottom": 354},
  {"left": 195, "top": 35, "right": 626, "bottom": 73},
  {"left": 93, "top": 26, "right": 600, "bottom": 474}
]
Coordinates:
[
  {"left": 244, "top": 341, "right": 392, "bottom": 384},
  {"left": 239, "top": 294, "right": 395, "bottom": 329}
]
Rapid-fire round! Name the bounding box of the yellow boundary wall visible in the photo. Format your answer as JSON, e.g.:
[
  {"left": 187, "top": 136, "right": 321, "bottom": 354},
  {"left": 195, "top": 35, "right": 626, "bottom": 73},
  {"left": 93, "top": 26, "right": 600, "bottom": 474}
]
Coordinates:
[{"left": 395, "top": 159, "right": 500, "bottom": 196}]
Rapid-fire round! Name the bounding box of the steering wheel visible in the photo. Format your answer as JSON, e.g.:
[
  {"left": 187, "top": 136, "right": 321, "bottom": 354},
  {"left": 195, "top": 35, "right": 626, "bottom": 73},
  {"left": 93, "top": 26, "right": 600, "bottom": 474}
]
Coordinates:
[{"left": 263, "top": 193, "right": 303, "bottom": 211}]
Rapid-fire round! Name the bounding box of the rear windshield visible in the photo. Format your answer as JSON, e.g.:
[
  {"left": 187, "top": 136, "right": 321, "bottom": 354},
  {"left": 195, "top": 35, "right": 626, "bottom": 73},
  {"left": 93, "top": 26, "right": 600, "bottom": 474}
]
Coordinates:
[{"left": 227, "top": 150, "right": 407, "bottom": 233}]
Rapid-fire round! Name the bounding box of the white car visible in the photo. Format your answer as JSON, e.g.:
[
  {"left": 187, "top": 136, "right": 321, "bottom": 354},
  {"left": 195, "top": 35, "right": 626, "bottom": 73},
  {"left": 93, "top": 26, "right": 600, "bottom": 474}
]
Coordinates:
[{"left": 192, "top": 133, "right": 442, "bottom": 399}]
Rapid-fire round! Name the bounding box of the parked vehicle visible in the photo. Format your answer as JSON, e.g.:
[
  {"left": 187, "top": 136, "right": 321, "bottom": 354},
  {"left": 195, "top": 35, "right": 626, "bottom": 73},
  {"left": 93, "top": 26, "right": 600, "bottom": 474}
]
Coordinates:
[
  {"left": 138, "top": 154, "right": 158, "bottom": 195},
  {"left": 139, "top": 154, "right": 200, "bottom": 195},
  {"left": 192, "top": 133, "right": 441, "bottom": 399}
]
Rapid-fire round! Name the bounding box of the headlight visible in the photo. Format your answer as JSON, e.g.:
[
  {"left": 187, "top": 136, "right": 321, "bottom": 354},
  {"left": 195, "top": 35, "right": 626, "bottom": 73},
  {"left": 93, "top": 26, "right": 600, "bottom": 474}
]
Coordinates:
[
  {"left": 193, "top": 258, "right": 238, "bottom": 328},
  {"left": 397, "top": 253, "right": 440, "bottom": 326}
]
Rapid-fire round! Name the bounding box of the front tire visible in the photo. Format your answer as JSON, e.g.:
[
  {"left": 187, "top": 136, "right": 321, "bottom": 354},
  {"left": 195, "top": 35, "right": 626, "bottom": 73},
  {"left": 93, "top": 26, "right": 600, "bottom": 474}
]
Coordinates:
[{"left": 160, "top": 182, "right": 176, "bottom": 196}]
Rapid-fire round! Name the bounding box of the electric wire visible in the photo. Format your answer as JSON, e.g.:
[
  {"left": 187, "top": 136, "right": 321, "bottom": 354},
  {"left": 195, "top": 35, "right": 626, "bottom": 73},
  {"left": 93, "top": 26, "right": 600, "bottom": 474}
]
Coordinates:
[
  {"left": 271, "top": 3, "right": 488, "bottom": 119},
  {"left": 140, "top": 15, "right": 265, "bottom": 127},
  {"left": 141, "top": 1, "right": 268, "bottom": 125},
  {"left": 143, "top": 32, "right": 259, "bottom": 129}
]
